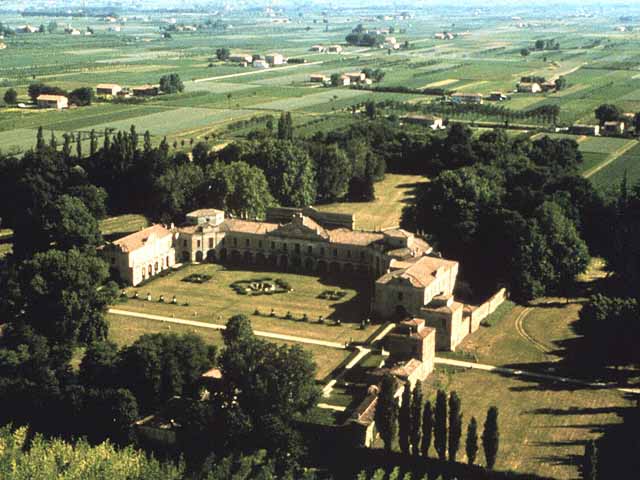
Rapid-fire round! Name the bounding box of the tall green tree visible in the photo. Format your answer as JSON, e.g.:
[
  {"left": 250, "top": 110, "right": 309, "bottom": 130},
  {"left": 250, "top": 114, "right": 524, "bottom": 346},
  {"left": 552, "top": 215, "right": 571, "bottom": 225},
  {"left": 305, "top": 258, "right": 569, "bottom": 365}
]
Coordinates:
[
  {"left": 3, "top": 88, "right": 17, "bottom": 105},
  {"left": 409, "top": 380, "right": 423, "bottom": 456},
  {"left": 5, "top": 248, "right": 115, "bottom": 346},
  {"left": 448, "top": 391, "right": 463, "bottom": 461},
  {"left": 277, "top": 112, "right": 293, "bottom": 140},
  {"left": 421, "top": 400, "right": 433, "bottom": 457},
  {"left": 374, "top": 374, "right": 398, "bottom": 452},
  {"left": 465, "top": 416, "right": 479, "bottom": 465},
  {"left": 314, "top": 144, "right": 352, "bottom": 203},
  {"left": 45, "top": 194, "right": 102, "bottom": 252},
  {"left": 482, "top": 406, "right": 500, "bottom": 469},
  {"left": 434, "top": 390, "right": 447, "bottom": 460},
  {"left": 398, "top": 383, "right": 411, "bottom": 455}
]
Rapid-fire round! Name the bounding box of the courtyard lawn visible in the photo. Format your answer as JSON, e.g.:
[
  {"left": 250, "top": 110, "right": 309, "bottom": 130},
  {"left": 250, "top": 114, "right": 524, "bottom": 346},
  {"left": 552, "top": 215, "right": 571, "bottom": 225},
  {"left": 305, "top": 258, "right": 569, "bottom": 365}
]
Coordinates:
[
  {"left": 419, "top": 367, "right": 632, "bottom": 480},
  {"left": 114, "top": 263, "right": 376, "bottom": 344},
  {"left": 315, "top": 174, "right": 427, "bottom": 231},
  {"left": 106, "top": 313, "right": 350, "bottom": 381}
]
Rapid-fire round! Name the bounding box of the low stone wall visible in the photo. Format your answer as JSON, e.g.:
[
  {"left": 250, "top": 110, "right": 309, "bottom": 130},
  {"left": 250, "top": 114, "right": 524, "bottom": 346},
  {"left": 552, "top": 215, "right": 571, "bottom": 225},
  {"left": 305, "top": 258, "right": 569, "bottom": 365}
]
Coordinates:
[{"left": 467, "top": 288, "right": 508, "bottom": 333}]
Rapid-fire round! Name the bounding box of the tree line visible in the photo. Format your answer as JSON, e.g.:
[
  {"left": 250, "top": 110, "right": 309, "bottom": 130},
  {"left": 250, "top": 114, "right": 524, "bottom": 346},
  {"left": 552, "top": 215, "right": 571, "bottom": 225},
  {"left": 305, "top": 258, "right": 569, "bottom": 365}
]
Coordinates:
[{"left": 375, "top": 379, "right": 500, "bottom": 470}]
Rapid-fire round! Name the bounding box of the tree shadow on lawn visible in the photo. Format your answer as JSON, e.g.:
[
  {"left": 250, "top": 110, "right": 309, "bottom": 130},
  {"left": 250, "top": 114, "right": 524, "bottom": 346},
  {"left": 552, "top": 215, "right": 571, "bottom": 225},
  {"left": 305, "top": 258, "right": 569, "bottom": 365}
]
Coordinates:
[{"left": 395, "top": 181, "right": 425, "bottom": 205}]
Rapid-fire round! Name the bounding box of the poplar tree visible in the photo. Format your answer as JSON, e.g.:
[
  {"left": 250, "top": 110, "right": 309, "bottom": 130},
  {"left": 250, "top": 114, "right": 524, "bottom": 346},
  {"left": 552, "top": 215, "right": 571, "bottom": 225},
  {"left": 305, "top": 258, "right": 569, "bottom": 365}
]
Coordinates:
[
  {"left": 36, "top": 126, "right": 45, "bottom": 151},
  {"left": 434, "top": 390, "right": 447, "bottom": 460},
  {"left": 398, "top": 383, "right": 411, "bottom": 455},
  {"left": 421, "top": 400, "right": 433, "bottom": 457},
  {"left": 410, "top": 380, "right": 423, "bottom": 456},
  {"left": 375, "top": 374, "right": 398, "bottom": 452},
  {"left": 76, "top": 132, "right": 82, "bottom": 159}
]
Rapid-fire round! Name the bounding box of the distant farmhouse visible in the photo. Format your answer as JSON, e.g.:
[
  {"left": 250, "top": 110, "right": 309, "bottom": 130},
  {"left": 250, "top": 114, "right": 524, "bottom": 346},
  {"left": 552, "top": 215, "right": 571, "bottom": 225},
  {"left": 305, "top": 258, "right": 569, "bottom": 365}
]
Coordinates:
[
  {"left": 517, "top": 82, "right": 542, "bottom": 93},
  {"left": 132, "top": 85, "right": 159, "bottom": 97},
  {"left": 36, "top": 94, "right": 68, "bottom": 109},
  {"left": 96, "top": 83, "right": 123, "bottom": 96},
  {"left": 570, "top": 124, "right": 600, "bottom": 136},
  {"left": 103, "top": 207, "right": 506, "bottom": 352},
  {"left": 309, "top": 74, "right": 329, "bottom": 83},
  {"left": 451, "top": 92, "right": 483, "bottom": 105}
]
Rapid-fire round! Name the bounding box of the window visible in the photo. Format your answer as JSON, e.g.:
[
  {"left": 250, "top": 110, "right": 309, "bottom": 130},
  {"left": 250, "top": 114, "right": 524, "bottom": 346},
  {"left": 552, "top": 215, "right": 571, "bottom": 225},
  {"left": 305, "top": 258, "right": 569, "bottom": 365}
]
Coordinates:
[
  {"left": 197, "top": 240, "right": 201, "bottom": 248},
  {"left": 245, "top": 238, "right": 250, "bottom": 247},
  {"left": 282, "top": 243, "right": 287, "bottom": 251},
  {"left": 110, "top": 257, "right": 115, "bottom": 264},
  {"left": 182, "top": 240, "right": 187, "bottom": 247},
  {"left": 271, "top": 241, "right": 276, "bottom": 249},
  {"left": 398, "top": 292, "right": 404, "bottom": 301},
  {"left": 333, "top": 248, "right": 338, "bottom": 257},
  {"left": 307, "top": 245, "right": 313, "bottom": 254},
  {"left": 320, "top": 247, "right": 325, "bottom": 256},
  {"left": 208, "top": 238, "right": 214, "bottom": 249},
  {"left": 233, "top": 237, "right": 237, "bottom": 246},
  {"left": 259, "top": 240, "right": 263, "bottom": 248},
  {"left": 360, "top": 251, "right": 365, "bottom": 260},
  {"left": 295, "top": 243, "right": 300, "bottom": 253},
  {"left": 347, "top": 250, "right": 351, "bottom": 258}
]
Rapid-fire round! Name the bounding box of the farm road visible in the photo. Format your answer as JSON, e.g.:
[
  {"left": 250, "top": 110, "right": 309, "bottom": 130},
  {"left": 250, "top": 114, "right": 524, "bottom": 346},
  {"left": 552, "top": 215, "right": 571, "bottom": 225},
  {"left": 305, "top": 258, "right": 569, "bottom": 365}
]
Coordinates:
[{"left": 192, "top": 60, "right": 325, "bottom": 83}]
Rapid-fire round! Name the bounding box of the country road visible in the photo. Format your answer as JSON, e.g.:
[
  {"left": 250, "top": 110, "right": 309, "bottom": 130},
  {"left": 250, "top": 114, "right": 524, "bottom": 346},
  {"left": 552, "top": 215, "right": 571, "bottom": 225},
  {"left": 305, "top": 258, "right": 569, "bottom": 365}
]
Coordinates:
[{"left": 192, "top": 60, "right": 325, "bottom": 83}]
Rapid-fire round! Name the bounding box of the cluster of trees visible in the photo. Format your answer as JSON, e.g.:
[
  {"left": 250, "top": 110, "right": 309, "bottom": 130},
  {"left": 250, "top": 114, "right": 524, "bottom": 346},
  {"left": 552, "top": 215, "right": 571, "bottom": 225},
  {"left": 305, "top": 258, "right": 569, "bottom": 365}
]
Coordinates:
[
  {"left": 376, "top": 380, "right": 500, "bottom": 469},
  {"left": 401, "top": 127, "right": 601, "bottom": 301},
  {"left": 534, "top": 39, "right": 560, "bottom": 50},
  {"left": 346, "top": 24, "right": 385, "bottom": 47},
  {"left": 383, "top": 100, "right": 561, "bottom": 126},
  {"left": 215, "top": 47, "right": 230, "bottom": 61},
  {"left": 159, "top": 73, "right": 184, "bottom": 94}
]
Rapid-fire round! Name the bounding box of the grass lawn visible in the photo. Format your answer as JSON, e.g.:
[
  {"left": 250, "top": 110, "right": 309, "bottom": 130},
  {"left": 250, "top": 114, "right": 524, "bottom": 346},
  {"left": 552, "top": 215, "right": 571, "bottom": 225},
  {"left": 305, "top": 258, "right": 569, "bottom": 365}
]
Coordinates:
[
  {"left": 420, "top": 367, "right": 632, "bottom": 480},
  {"left": 315, "top": 174, "right": 427, "bottom": 231},
  {"left": 106, "top": 313, "right": 349, "bottom": 380},
  {"left": 115, "top": 263, "right": 376, "bottom": 344},
  {"left": 99, "top": 214, "right": 150, "bottom": 239}
]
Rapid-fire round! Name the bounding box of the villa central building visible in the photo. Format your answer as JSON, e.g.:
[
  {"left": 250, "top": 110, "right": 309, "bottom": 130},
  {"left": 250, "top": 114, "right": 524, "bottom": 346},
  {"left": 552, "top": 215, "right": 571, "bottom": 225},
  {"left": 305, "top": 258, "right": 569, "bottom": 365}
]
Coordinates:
[{"left": 102, "top": 207, "right": 493, "bottom": 351}]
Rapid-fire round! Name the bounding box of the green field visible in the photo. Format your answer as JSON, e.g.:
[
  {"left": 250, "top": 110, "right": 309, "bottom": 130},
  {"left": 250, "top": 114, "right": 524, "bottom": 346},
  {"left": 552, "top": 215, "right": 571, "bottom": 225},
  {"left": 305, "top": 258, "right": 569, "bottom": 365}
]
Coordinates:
[{"left": 3, "top": 10, "right": 640, "bottom": 153}]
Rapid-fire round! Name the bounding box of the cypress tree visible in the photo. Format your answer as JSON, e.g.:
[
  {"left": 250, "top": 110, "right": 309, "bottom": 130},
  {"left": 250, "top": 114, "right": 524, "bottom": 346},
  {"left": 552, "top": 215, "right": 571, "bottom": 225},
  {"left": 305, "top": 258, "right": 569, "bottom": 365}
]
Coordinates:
[
  {"left": 49, "top": 131, "right": 57, "bottom": 149},
  {"left": 582, "top": 440, "right": 597, "bottom": 480},
  {"left": 482, "top": 406, "right": 499, "bottom": 469},
  {"left": 62, "top": 133, "right": 72, "bottom": 160},
  {"left": 448, "top": 391, "right": 463, "bottom": 461},
  {"left": 76, "top": 132, "right": 82, "bottom": 159},
  {"left": 144, "top": 131, "right": 152, "bottom": 153},
  {"left": 434, "top": 390, "right": 447, "bottom": 460},
  {"left": 398, "top": 383, "right": 411, "bottom": 455},
  {"left": 410, "top": 380, "right": 423, "bottom": 456},
  {"left": 465, "top": 417, "right": 478, "bottom": 465},
  {"left": 89, "top": 129, "right": 97, "bottom": 156},
  {"left": 36, "top": 126, "right": 45, "bottom": 151},
  {"left": 375, "top": 374, "right": 398, "bottom": 452}
]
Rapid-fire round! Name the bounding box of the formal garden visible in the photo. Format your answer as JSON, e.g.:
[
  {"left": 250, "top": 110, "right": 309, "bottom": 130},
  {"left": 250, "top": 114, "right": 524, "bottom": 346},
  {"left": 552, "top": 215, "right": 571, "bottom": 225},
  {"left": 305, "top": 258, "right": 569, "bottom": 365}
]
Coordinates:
[{"left": 115, "top": 263, "right": 377, "bottom": 344}]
